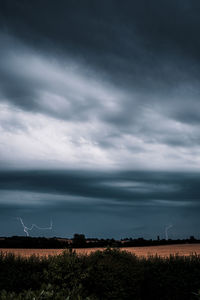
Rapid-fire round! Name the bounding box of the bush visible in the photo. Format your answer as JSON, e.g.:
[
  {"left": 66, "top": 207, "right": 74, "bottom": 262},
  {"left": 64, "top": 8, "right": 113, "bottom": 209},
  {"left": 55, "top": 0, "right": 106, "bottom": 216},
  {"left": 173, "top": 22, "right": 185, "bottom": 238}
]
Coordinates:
[{"left": 0, "top": 249, "right": 200, "bottom": 299}]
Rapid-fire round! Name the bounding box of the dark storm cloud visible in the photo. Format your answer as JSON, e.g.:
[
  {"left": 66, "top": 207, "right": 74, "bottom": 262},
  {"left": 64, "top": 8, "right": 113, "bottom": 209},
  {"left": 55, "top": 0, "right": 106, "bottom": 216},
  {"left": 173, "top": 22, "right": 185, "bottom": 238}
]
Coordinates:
[
  {"left": 0, "top": 170, "right": 200, "bottom": 205},
  {"left": 1, "top": 1, "right": 199, "bottom": 60},
  {"left": 0, "top": 0, "right": 200, "bottom": 159},
  {"left": 0, "top": 170, "right": 200, "bottom": 238},
  {"left": 1, "top": 1, "right": 200, "bottom": 237},
  {"left": 1, "top": 1, "right": 200, "bottom": 82},
  {"left": 1, "top": 0, "right": 200, "bottom": 123}
]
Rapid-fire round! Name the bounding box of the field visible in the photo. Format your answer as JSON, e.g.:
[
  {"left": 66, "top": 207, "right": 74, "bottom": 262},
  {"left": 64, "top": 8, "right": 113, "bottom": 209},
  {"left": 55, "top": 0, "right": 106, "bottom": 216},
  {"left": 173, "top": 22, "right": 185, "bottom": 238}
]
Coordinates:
[{"left": 1, "top": 243, "right": 200, "bottom": 257}]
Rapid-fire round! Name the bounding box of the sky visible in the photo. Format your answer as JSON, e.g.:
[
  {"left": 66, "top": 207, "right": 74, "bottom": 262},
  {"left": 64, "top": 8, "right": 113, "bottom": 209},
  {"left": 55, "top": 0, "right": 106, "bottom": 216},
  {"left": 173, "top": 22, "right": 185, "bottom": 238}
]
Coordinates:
[{"left": 0, "top": 0, "right": 200, "bottom": 239}]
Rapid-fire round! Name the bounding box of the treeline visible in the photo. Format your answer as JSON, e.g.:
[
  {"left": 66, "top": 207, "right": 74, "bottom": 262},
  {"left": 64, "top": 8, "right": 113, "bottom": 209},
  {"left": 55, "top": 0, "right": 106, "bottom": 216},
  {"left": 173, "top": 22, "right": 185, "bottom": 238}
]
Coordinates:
[
  {"left": 0, "top": 236, "right": 67, "bottom": 249},
  {"left": 0, "top": 234, "right": 199, "bottom": 248},
  {"left": 0, "top": 249, "right": 200, "bottom": 299}
]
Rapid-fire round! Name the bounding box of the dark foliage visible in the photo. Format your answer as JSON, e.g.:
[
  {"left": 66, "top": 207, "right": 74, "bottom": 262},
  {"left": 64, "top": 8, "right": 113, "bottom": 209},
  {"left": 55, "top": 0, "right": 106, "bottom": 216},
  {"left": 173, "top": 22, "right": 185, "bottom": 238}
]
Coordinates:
[
  {"left": 0, "top": 249, "right": 200, "bottom": 299},
  {"left": 0, "top": 235, "right": 199, "bottom": 249},
  {"left": 0, "top": 236, "right": 69, "bottom": 249}
]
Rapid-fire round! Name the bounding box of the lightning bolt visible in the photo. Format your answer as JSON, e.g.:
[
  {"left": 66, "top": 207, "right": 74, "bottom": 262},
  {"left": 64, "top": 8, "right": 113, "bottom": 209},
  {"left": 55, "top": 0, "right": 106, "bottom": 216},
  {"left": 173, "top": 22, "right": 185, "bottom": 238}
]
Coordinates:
[
  {"left": 18, "top": 217, "right": 53, "bottom": 236},
  {"left": 165, "top": 224, "right": 173, "bottom": 240}
]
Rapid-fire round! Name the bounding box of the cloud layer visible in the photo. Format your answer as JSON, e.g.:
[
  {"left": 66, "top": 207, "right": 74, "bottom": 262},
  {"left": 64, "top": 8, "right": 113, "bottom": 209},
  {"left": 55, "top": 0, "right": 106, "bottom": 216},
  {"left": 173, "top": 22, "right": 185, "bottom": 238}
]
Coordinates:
[
  {"left": 0, "top": 33, "right": 200, "bottom": 170},
  {"left": 0, "top": 169, "right": 200, "bottom": 238},
  {"left": 0, "top": 1, "right": 200, "bottom": 237}
]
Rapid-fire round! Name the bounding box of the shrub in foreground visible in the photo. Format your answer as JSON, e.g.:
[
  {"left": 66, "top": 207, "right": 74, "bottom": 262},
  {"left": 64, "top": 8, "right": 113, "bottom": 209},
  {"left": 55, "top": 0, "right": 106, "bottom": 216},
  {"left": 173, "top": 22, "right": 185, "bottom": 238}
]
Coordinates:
[{"left": 0, "top": 249, "right": 200, "bottom": 299}]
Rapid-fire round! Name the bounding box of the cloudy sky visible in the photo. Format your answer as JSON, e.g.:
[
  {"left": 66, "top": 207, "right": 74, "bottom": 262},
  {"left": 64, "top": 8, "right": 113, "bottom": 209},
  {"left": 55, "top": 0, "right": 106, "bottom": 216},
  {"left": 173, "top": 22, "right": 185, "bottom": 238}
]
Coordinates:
[{"left": 0, "top": 0, "right": 200, "bottom": 239}]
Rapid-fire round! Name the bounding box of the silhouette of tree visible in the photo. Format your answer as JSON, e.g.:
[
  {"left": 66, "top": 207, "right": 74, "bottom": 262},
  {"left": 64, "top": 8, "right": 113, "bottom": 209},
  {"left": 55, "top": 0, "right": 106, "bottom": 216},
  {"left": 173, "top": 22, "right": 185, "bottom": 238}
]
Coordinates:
[{"left": 73, "top": 233, "right": 86, "bottom": 248}]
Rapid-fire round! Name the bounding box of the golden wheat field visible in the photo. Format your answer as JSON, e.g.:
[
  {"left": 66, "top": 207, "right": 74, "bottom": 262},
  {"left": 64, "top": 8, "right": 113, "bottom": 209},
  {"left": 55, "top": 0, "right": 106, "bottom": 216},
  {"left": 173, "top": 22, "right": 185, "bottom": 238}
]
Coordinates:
[{"left": 1, "top": 244, "right": 200, "bottom": 258}]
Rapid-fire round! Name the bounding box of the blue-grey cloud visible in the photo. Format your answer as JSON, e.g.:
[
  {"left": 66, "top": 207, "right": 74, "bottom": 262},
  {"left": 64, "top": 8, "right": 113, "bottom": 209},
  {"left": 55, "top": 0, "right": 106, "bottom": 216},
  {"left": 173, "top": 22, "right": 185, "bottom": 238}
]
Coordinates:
[
  {"left": 0, "top": 170, "right": 199, "bottom": 204},
  {"left": 1, "top": 1, "right": 200, "bottom": 237},
  {"left": 0, "top": 170, "right": 200, "bottom": 238}
]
